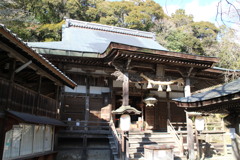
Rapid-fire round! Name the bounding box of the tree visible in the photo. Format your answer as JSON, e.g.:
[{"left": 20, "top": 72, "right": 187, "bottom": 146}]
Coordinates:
[
  {"left": 154, "top": 9, "right": 214, "bottom": 55},
  {"left": 97, "top": 0, "right": 165, "bottom": 31},
  {"left": 212, "top": 26, "right": 240, "bottom": 70},
  {"left": 171, "top": 9, "right": 193, "bottom": 27},
  {"left": 0, "top": 0, "right": 103, "bottom": 41}
]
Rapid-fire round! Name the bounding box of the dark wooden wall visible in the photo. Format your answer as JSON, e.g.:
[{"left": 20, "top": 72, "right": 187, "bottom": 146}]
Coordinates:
[
  {"left": 61, "top": 73, "right": 112, "bottom": 122},
  {"left": 0, "top": 78, "right": 58, "bottom": 118}
]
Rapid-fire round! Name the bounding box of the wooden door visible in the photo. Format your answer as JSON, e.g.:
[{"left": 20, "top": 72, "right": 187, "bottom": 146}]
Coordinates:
[
  {"left": 62, "top": 96, "right": 85, "bottom": 121},
  {"left": 89, "top": 97, "right": 103, "bottom": 122},
  {"left": 156, "top": 102, "right": 168, "bottom": 131},
  {"left": 145, "top": 102, "right": 168, "bottom": 131}
]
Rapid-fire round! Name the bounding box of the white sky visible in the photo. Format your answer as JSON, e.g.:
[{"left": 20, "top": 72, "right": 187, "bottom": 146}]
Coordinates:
[
  {"left": 157, "top": 0, "right": 240, "bottom": 40},
  {"left": 158, "top": 0, "right": 219, "bottom": 23}
]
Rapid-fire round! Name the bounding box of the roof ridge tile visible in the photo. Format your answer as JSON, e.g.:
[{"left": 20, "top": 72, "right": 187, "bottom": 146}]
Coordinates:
[{"left": 65, "top": 18, "right": 155, "bottom": 39}]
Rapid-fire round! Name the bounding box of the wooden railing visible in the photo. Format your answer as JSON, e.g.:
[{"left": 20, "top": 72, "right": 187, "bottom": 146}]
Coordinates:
[
  {"left": 109, "top": 115, "right": 120, "bottom": 156},
  {"left": 232, "top": 133, "right": 240, "bottom": 159},
  {"left": 170, "top": 122, "right": 187, "bottom": 131},
  {"left": 0, "top": 78, "right": 57, "bottom": 118},
  {"left": 170, "top": 120, "right": 229, "bottom": 156},
  {"left": 167, "top": 120, "right": 184, "bottom": 156},
  {"left": 65, "top": 120, "right": 110, "bottom": 132},
  {"left": 170, "top": 120, "right": 225, "bottom": 132}
]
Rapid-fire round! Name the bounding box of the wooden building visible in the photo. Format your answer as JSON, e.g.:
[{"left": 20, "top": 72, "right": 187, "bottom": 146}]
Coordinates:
[
  {"left": 174, "top": 77, "right": 240, "bottom": 159},
  {"left": 28, "top": 19, "right": 229, "bottom": 159},
  {"left": 0, "top": 24, "right": 76, "bottom": 159}
]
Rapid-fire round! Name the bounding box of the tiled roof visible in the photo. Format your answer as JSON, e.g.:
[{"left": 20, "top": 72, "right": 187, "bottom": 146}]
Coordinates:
[
  {"left": 7, "top": 110, "right": 66, "bottom": 126},
  {"left": 0, "top": 24, "right": 76, "bottom": 88},
  {"left": 173, "top": 78, "right": 240, "bottom": 103},
  {"left": 28, "top": 19, "right": 168, "bottom": 54},
  {"left": 66, "top": 19, "right": 155, "bottom": 38}
]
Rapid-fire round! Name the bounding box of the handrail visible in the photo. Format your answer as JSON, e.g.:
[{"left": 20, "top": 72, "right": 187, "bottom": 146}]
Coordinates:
[
  {"left": 235, "top": 133, "right": 240, "bottom": 146},
  {"left": 232, "top": 133, "right": 240, "bottom": 159},
  {"left": 167, "top": 120, "right": 184, "bottom": 156},
  {"left": 109, "top": 115, "right": 120, "bottom": 155}
]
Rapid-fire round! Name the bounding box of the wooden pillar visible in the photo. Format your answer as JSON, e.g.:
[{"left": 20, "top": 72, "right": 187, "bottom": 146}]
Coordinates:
[
  {"left": 0, "top": 114, "right": 6, "bottom": 159},
  {"left": 122, "top": 72, "right": 129, "bottom": 106},
  {"left": 6, "top": 59, "right": 16, "bottom": 109},
  {"left": 58, "top": 62, "right": 65, "bottom": 121},
  {"left": 186, "top": 112, "right": 195, "bottom": 160},
  {"left": 55, "top": 85, "right": 60, "bottom": 119},
  {"left": 59, "top": 84, "right": 65, "bottom": 121},
  {"left": 82, "top": 76, "right": 90, "bottom": 160},
  {"left": 166, "top": 92, "right": 171, "bottom": 121},
  {"left": 2, "top": 59, "right": 15, "bottom": 159},
  {"left": 184, "top": 77, "right": 191, "bottom": 97},
  {"left": 35, "top": 75, "right": 42, "bottom": 115},
  {"left": 85, "top": 76, "right": 90, "bottom": 125}
]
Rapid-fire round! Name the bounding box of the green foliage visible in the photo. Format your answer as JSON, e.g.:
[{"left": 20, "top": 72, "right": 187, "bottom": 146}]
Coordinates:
[
  {"left": 97, "top": 0, "right": 165, "bottom": 31},
  {"left": 171, "top": 9, "right": 194, "bottom": 27},
  {"left": 154, "top": 9, "right": 219, "bottom": 56}
]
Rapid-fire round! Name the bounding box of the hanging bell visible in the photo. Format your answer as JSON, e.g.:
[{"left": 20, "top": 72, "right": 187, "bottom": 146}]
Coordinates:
[
  {"left": 166, "top": 85, "right": 171, "bottom": 92},
  {"left": 158, "top": 85, "right": 163, "bottom": 91},
  {"left": 147, "top": 82, "right": 152, "bottom": 89}
]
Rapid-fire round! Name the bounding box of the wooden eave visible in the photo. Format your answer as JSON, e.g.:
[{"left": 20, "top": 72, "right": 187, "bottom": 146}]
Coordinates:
[
  {"left": 44, "top": 54, "right": 107, "bottom": 67},
  {"left": 100, "top": 43, "right": 219, "bottom": 68},
  {"left": 43, "top": 42, "right": 218, "bottom": 69},
  {"left": 185, "top": 99, "right": 240, "bottom": 113},
  {"left": 0, "top": 25, "right": 76, "bottom": 89},
  {"left": 176, "top": 92, "right": 240, "bottom": 113}
]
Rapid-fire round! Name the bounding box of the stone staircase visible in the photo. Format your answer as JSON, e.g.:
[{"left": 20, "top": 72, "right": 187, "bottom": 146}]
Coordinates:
[{"left": 127, "top": 131, "right": 185, "bottom": 160}]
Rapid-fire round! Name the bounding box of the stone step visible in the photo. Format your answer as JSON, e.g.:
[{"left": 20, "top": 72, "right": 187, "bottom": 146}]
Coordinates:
[
  {"left": 128, "top": 132, "right": 170, "bottom": 137},
  {"left": 129, "top": 142, "right": 177, "bottom": 148},
  {"left": 128, "top": 147, "right": 180, "bottom": 154},
  {"left": 129, "top": 152, "right": 144, "bottom": 159},
  {"left": 128, "top": 134, "right": 173, "bottom": 138},
  {"left": 129, "top": 150, "right": 184, "bottom": 159},
  {"left": 128, "top": 137, "right": 174, "bottom": 142},
  {"left": 59, "top": 129, "right": 111, "bottom": 135}
]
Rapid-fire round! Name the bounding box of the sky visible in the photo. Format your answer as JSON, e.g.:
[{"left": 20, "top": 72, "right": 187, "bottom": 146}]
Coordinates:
[
  {"left": 111, "top": 0, "right": 240, "bottom": 39},
  {"left": 157, "top": 0, "right": 220, "bottom": 24},
  {"left": 157, "top": 0, "right": 240, "bottom": 40}
]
